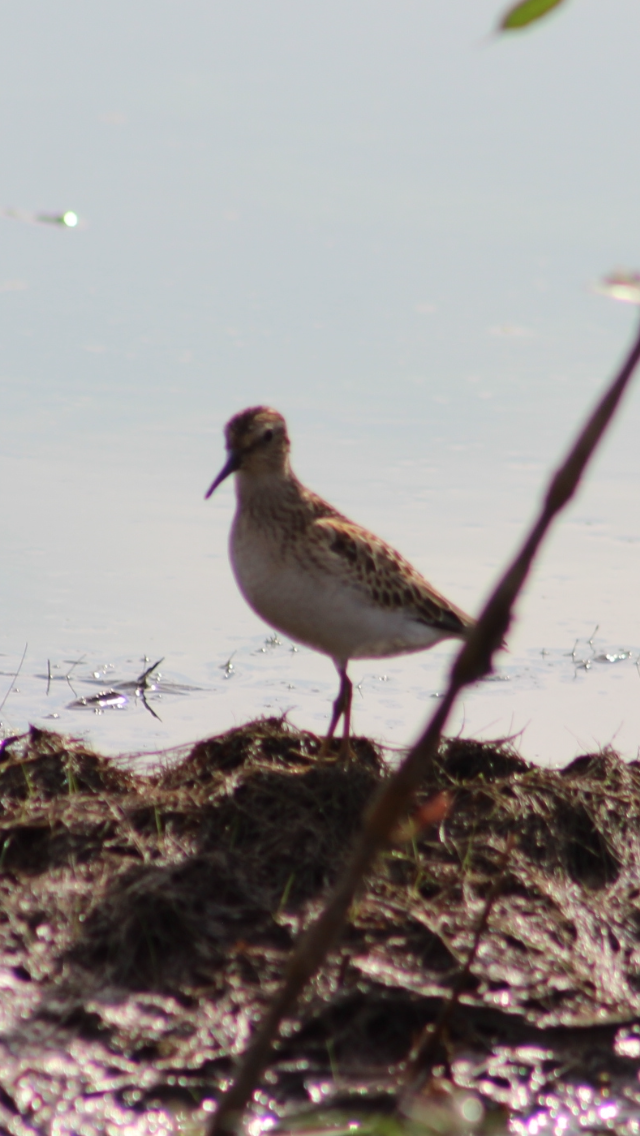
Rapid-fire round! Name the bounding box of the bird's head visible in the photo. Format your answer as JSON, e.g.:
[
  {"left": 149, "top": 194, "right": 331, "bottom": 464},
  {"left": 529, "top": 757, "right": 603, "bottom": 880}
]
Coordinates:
[{"left": 205, "top": 406, "right": 290, "bottom": 498}]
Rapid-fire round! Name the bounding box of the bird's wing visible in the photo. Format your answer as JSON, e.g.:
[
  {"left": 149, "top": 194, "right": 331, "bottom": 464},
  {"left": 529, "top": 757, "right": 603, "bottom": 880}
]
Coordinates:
[{"left": 311, "top": 516, "right": 472, "bottom": 636}]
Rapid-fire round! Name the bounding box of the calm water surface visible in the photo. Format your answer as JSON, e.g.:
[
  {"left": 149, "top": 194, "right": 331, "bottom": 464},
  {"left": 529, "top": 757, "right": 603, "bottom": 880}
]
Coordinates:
[{"left": 2, "top": 0, "right": 640, "bottom": 764}]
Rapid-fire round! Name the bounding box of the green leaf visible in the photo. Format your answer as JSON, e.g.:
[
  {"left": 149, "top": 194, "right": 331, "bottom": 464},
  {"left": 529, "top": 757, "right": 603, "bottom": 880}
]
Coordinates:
[{"left": 499, "top": 0, "right": 568, "bottom": 31}]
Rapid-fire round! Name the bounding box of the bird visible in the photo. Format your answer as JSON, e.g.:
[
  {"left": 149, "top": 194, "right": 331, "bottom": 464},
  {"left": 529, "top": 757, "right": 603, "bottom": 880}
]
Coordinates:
[{"left": 205, "top": 407, "right": 474, "bottom": 757}]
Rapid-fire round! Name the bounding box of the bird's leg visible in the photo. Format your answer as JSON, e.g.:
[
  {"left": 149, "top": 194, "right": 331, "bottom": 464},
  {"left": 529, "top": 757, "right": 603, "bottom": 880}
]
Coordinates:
[
  {"left": 338, "top": 668, "right": 354, "bottom": 759},
  {"left": 319, "top": 664, "right": 352, "bottom": 758}
]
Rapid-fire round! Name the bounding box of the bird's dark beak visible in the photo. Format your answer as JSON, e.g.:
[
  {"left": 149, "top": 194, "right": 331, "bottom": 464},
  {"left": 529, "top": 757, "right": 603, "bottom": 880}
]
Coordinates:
[{"left": 204, "top": 450, "right": 241, "bottom": 499}]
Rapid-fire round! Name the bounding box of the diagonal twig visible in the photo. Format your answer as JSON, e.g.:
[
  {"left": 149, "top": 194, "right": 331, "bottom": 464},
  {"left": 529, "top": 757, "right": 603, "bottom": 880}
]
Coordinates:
[
  {"left": 137, "top": 657, "right": 164, "bottom": 721},
  {"left": 208, "top": 313, "right": 640, "bottom": 1135},
  {"left": 402, "top": 833, "right": 515, "bottom": 1091},
  {"left": 0, "top": 643, "right": 28, "bottom": 718}
]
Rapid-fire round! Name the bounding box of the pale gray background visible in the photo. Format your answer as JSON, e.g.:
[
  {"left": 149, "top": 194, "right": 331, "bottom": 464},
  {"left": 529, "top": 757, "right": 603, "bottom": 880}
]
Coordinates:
[{"left": 2, "top": 0, "right": 640, "bottom": 760}]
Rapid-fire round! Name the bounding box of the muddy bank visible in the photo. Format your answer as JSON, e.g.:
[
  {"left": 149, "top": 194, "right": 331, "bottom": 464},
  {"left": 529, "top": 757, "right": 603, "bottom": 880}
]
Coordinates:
[{"left": 1, "top": 722, "right": 640, "bottom": 1133}]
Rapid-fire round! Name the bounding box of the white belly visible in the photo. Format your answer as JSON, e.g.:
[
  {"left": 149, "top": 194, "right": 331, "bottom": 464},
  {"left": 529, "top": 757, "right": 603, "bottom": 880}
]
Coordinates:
[{"left": 230, "top": 523, "right": 449, "bottom": 664}]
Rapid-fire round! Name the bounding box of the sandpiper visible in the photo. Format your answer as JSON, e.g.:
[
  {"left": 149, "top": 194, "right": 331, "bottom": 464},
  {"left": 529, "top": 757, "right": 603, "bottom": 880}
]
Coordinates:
[{"left": 206, "top": 407, "right": 474, "bottom": 755}]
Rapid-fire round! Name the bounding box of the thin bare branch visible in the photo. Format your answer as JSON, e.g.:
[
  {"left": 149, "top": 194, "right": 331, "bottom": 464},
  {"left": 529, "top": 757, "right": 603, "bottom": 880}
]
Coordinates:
[
  {"left": 0, "top": 643, "right": 28, "bottom": 718},
  {"left": 403, "top": 833, "right": 515, "bottom": 1090}
]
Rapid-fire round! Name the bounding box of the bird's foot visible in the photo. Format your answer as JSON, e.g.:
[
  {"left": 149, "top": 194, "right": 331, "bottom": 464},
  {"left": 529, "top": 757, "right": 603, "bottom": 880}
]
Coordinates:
[
  {"left": 318, "top": 736, "right": 355, "bottom": 761},
  {"left": 318, "top": 737, "right": 337, "bottom": 760}
]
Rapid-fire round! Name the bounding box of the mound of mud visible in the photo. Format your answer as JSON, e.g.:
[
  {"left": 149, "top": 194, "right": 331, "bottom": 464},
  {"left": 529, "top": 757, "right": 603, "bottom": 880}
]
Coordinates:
[{"left": 2, "top": 722, "right": 640, "bottom": 1132}]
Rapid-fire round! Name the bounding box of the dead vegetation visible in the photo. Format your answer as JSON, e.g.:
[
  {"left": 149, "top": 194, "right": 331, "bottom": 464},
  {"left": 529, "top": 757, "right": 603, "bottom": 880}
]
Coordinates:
[{"left": 2, "top": 721, "right": 640, "bottom": 1132}]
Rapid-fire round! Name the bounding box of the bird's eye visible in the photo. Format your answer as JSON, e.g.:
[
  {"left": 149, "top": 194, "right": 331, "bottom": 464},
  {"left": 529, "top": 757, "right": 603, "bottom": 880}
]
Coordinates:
[{"left": 262, "top": 428, "right": 274, "bottom": 443}]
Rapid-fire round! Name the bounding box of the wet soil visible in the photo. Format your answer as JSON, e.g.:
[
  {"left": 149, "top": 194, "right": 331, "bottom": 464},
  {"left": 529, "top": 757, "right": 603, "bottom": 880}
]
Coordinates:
[{"left": 1, "top": 722, "right": 640, "bottom": 1133}]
